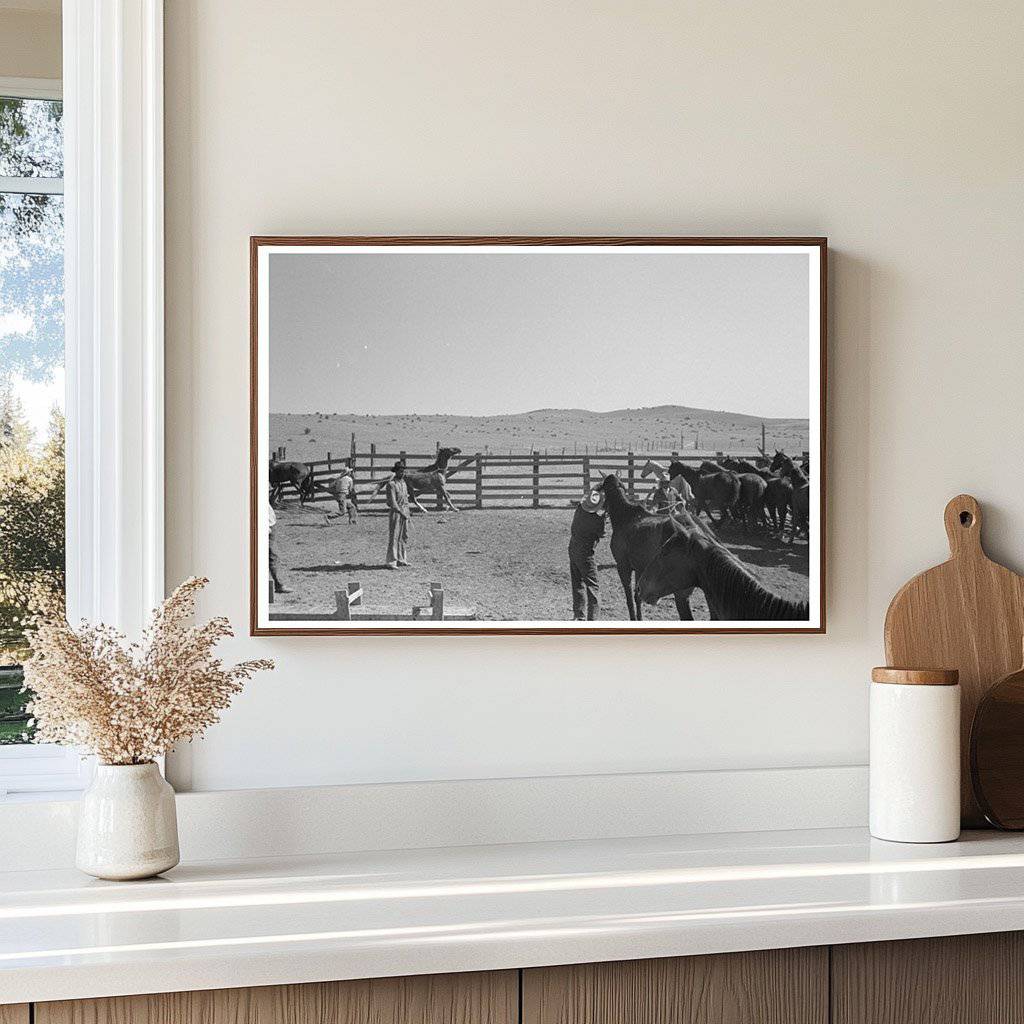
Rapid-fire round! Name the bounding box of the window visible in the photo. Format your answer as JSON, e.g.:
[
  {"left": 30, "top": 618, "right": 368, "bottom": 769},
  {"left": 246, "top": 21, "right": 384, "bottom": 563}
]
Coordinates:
[
  {"left": 0, "top": 6, "right": 166, "bottom": 799},
  {"left": 0, "top": 78, "right": 82, "bottom": 798}
]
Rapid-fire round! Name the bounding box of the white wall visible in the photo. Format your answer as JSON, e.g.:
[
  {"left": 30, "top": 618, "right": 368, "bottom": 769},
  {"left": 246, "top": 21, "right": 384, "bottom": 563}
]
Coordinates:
[{"left": 164, "top": 1, "right": 1024, "bottom": 793}]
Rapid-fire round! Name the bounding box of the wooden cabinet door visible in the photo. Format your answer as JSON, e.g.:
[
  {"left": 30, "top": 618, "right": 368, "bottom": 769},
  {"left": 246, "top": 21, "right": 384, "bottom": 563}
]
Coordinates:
[
  {"left": 36, "top": 970, "right": 517, "bottom": 1024},
  {"left": 833, "top": 932, "right": 1024, "bottom": 1024},
  {"left": 523, "top": 948, "right": 828, "bottom": 1024},
  {"left": 0, "top": 1007, "right": 29, "bottom": 1024}
]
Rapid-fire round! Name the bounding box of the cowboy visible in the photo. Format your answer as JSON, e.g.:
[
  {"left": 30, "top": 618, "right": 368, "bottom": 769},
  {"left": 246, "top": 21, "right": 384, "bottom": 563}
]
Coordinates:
[
  {"left": 328, "top": 463, "right": 358, "bottom": 523},
  {"left": 385, "top": 461, "right": 411, "bottom": 568},
  {"left": 568, "top": 487, "right": 606, "bottom": 620}
]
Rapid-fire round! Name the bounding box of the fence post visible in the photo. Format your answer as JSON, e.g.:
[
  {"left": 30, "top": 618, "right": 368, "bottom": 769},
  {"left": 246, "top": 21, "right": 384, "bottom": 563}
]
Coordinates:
[
  {"left": 327, "top": 451, "right": 332, "bottom": 472},
  {"left": 582, "top": 454, "right": 591, "bottom": 491},
  {"left": 335, "top": 589, "right": 351, "bottom": 621},
  {"left": 532, "top": 451, "right": 540, "bottom": 508},
  {"left": 370, "top": 442, "right": 376, "bottom": 479},
  {"left": 430, "top": 583, "right": 444, "bottom": 621},
  {"left": 350, "top": 433, "right": 356, "bottom": 461},
  {"left": 627, "top": 451, "right": 635, "bottom": 499},
  {"left": 475, "top": 454, "right": 483, "bottom": 509},
  {"left": 268, "top": 579, "right": 274, "bottom": 606}
]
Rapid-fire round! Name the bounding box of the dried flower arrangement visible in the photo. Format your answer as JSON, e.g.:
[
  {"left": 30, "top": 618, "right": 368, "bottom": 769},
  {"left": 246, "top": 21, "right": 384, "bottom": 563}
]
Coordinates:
[{"left": 22, "top": 577, "right": 273, "bottom": 765}]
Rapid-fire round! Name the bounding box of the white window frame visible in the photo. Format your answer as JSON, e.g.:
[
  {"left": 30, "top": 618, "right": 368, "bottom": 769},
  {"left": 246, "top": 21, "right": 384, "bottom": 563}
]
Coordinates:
[{"left": 0, "top": 1, "right": 164, "bottom": 800}]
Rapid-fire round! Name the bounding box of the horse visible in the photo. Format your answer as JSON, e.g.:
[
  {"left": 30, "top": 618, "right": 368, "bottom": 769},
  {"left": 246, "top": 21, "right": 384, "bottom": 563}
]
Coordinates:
[
  {"left": 269, "top": 459, "right": 315, "bottom": 505},
  {"left": 637, "top": 518, "right": 809, "bottom": 621},
  {"left": 599, "top": 474, "right": 701, "bottom": 620},
  {"left": 669, "top": 461, "right": 740, "bottom": 524},
  {"left": 769, "top": 451, "right": 810, "bottom": 541},
  {"left": 371, "top": 447, "right": 464, "bottom": 512},
  {"left": 763, "top": 475, "right": 793, "bottom": 533},
  {"left": 639, "top": 459, "right": 694, "bottom": 510},
  {"left": 734, "top": 472, "right": 768, "bottom": 530},
  {"left": 717, "top": 457, "right": 773, "bottom": 531},
  {"left": 719, "top": 456, "right": 771, "bottom": 481}
]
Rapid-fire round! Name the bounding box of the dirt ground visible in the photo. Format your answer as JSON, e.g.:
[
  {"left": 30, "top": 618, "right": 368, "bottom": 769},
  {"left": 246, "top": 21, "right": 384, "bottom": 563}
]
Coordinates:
[{"left": 269, "top": 504, "right": 810, "bottom": 623}]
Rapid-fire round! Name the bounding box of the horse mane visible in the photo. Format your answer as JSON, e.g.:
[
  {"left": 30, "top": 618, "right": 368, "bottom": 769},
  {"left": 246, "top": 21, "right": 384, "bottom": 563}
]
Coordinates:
[
  {"left": 725, "top": 457, "right": 763, "bottom": 476},
  {"left": 772, "top": 451, "right": 808, "bottom": 486},
  {"left": 668, "top": 461, "right": 698, "bottom": 485},
  {"left": 601, "top": 475, "right": 652, "bottom": 526},
  {"left": 690, "top": 533, "right": 808, "bottom": 620}
]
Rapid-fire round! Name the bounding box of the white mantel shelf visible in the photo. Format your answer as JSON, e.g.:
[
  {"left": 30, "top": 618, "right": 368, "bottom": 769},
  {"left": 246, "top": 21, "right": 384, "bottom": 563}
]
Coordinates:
[{"left": 4, "top": 826, "right": 1024, "bottom": 1004}]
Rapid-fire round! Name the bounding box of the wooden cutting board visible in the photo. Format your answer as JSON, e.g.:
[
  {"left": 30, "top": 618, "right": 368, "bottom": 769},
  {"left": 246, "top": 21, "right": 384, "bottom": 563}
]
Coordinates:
[{"left": 884, "top": 494, "right": 1024, "bottom": 827}]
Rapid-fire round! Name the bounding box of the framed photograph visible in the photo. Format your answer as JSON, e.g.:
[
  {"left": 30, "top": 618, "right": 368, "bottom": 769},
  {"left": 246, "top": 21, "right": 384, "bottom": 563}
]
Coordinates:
[{"left": 251, "top": 236, "right": 826, "bottom": 635}]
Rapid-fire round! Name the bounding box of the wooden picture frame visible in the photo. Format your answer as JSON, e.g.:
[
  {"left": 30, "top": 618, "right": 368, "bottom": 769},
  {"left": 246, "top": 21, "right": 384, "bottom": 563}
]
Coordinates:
[{"left": 251, "top": 236, "right": 826, "bottom": 635}]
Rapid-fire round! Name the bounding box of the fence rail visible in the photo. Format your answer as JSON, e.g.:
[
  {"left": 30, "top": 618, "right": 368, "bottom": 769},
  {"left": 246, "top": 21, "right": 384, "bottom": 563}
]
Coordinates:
[{"left": 270, "top": 445, "right": 809, "bottom": 509}]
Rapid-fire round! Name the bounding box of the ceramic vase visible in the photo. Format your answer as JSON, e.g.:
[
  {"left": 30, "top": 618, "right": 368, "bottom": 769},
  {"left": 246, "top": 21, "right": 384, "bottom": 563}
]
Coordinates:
[{"left": 76, "top": 762, "right": 180, "bottom": 880}]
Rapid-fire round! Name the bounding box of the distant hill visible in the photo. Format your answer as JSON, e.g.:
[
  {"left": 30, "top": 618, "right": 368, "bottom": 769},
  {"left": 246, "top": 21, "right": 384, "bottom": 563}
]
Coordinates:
[{"left": 270, "top": 405, "right": 810, "bottom": 460}]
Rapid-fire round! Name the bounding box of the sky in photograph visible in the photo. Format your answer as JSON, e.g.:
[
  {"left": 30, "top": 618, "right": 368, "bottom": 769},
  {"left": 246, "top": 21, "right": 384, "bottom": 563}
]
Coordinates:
[{"left": 268, "top": 250, "right": 811, "bottom": 419}]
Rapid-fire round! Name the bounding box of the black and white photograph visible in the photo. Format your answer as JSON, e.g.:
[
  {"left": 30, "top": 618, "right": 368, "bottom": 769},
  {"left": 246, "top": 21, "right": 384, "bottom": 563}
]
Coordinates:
[{"left": 251, "top": 238, "right": 825, "bottom": 634}]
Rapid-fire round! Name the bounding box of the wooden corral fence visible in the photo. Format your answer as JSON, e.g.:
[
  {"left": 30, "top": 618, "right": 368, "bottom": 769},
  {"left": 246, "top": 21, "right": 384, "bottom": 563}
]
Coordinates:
[
  {"left": 269, "top": 581, "right": 476, "bottom": 621},
  {"left": 270, "top": 443, "right": 810, "bottom": 510}
]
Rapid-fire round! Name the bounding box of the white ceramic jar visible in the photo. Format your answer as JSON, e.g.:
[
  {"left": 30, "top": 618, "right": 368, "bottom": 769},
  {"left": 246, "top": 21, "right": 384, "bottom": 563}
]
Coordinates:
[
  {"left": 870, "top": 667, "right": 960, "bottom": 843},
  {"left": 76, "top": 762, "right": 180, "bottom": 880}
]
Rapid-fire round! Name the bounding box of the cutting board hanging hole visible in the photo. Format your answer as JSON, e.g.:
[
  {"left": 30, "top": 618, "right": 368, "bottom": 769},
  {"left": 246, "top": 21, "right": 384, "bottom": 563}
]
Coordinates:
[{"left": 944, "top": 494, "right": 982, "bottom": 555}]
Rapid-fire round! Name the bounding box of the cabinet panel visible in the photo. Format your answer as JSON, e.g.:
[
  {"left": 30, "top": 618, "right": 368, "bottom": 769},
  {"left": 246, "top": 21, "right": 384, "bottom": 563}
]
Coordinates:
[
  {"left": 36, "top": 970, "right": 517, "bottom": 1024},
  {"left": 0, "top": 1007, "right": 29, "bottom": 1024},
  {"left": 833, "top": 932, "right": 1024, "bottom": 1024},
  {"left": 523, "top": 948, "right": 827, "bottom": 1024}
]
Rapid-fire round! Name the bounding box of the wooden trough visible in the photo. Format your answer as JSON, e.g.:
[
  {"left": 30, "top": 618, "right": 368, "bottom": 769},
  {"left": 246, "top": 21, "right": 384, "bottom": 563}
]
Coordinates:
[{"left": 269, "top": 581, "right": 476, "bottom": 622}]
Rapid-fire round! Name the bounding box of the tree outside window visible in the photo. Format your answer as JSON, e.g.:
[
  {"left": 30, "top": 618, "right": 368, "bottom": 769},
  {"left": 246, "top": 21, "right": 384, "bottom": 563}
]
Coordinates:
[{"left": 0, "top": 93, "right": 65, "bottom": 744}]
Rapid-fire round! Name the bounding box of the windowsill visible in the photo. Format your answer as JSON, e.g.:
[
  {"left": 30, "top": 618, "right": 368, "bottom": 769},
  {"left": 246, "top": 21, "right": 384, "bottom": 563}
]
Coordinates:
[{"left": 3, "top": 826, "right": 1024, "bottom": 1004}]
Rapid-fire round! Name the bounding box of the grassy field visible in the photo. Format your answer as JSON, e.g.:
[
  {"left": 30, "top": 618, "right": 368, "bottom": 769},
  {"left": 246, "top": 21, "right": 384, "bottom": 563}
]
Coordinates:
[
  {"left": 269, "top": 504, "right": 810, "bottom": 623},
  {"left": 270, "top": 405, "right": 810, "bottom": 461}
]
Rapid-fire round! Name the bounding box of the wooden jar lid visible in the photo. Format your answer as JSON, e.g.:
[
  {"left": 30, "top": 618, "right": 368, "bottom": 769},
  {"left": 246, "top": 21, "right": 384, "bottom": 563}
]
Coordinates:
[{"left": 871, "top": 667, "right": 960, "bottom": 686}]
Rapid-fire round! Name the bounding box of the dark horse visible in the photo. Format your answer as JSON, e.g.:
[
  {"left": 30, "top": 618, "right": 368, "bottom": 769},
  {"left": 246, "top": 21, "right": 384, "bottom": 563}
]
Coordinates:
[
  {"left": 600, "top": 474, "right": 707, "bottom": 620},
  {"left": 769, "top": 450, "right": 809, "bottom": 542},
  {"left": 269, "top": 459, "right": 315, "bottom": 504},
  {"left": 637, "top": 518, "right": 809, "bottom": 621},
  {"left": 374, "top": 446, "right": 465, "bottom": 512},
  {"left": 669, "top": 461, "right": 741, "bottom": 524},
  {"left": 720, "top": 456, "right": 790, "bottom": 533}
]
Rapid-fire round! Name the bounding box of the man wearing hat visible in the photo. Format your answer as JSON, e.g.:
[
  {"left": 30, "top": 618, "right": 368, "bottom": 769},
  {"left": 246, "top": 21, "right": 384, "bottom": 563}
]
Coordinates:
[
  {"left": 327, "top": 461, "right": 358, "bottom": 524},
  {"left": 568, "top": 487, "right": 606, "bottom": 620},
  {"left": 385, "top": 461, "right": 411, "bottom": 568}
]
